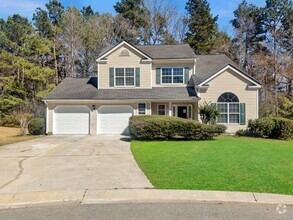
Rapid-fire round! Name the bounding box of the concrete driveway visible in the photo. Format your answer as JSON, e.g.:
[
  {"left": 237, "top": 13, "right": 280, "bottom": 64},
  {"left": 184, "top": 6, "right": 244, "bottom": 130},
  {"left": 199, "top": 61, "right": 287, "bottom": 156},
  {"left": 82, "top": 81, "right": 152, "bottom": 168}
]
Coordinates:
[{"left": 0, "top": 135, "right": 153, "bottom": 193}]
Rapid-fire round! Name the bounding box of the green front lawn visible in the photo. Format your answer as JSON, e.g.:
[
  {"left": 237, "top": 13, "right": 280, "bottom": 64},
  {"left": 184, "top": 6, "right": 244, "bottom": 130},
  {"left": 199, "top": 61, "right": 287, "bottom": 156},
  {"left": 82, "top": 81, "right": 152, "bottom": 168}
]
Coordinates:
[{"left": 131, "top": 136, "right": 293, "bottom": 195}]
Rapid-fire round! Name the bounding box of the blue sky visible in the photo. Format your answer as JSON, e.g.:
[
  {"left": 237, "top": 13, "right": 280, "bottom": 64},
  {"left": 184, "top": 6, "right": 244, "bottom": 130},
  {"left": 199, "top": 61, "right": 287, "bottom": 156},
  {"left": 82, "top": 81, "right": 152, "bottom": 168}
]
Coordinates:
[{"left": 0, "top": 0, "right": 266, "bottom": 33}]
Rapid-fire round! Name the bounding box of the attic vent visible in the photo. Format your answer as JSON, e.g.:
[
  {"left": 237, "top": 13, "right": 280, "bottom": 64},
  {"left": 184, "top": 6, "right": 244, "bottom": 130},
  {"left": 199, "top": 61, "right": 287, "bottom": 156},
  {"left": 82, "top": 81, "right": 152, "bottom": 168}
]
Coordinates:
[{"left": 120, "top": 49, "right": 130, "bottom": 56}]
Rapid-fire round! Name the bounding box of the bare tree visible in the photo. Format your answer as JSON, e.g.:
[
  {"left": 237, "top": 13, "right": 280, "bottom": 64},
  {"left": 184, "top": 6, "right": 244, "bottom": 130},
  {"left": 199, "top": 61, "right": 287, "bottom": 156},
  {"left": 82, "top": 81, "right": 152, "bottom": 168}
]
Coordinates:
[
  {"left": 58, "top": 7, "right": 83, "bottom": 78},
  {"left": 145, "top": 0, "right": 184, "bottom": 44}
]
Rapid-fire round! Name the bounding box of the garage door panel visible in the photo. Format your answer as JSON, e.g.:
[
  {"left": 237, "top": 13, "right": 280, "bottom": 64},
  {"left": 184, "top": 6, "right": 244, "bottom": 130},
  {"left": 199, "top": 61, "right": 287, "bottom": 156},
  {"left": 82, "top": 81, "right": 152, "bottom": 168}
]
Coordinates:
[
  {"left": 54, "top": 106, "right": 90, "bottom": 135},
  {"left": 98, "top": 106, "right": 133, "bottom": 134}
]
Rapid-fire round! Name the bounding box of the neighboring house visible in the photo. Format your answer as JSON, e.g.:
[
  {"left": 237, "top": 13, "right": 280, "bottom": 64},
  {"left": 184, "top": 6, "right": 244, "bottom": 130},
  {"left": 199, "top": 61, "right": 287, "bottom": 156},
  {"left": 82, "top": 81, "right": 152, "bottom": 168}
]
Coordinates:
[{"left": 43, "top": 41, "right": 261, "bottom": 135}]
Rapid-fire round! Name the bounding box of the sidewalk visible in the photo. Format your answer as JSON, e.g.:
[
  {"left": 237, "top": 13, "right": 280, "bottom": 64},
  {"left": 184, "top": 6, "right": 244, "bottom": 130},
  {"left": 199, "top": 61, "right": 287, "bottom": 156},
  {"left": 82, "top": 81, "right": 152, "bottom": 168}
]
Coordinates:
[{"left": 0, "top": 189, "right": 293, "bottom": 209}]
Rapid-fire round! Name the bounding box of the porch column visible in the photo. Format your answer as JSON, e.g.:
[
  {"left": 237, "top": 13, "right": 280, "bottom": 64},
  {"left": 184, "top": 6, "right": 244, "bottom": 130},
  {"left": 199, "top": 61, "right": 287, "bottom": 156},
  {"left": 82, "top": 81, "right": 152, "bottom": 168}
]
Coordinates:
[{"left": 168, "top": 102, "right": 172, "bottom": 116}]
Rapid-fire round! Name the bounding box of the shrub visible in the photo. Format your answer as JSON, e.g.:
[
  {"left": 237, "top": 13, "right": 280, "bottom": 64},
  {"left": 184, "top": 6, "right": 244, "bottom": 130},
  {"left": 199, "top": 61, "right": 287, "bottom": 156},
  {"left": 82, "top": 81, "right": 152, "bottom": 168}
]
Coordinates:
[
  {"left": 235, "top": 129, "right": 247, "bottom": 137},
  {"left": 0, "top": 115, "right": 20, "bottom": 127},
  {"left": 247, "top": 117, "right": 293, "bottom": 140},
  {"left": 270, "top": 117, "right": 293, "bottom": 140},
  {"left": 199, "top": 101, "right": 220, "bottom": 124},
  {"left": 248, "top": 118, "right": 275, "bottom": 137},
  {"left": 28, "top": 118, "right": 45, "bottom": 135},
  {"left": 129, "top": 116, "right": 226, "bottom": 140}
]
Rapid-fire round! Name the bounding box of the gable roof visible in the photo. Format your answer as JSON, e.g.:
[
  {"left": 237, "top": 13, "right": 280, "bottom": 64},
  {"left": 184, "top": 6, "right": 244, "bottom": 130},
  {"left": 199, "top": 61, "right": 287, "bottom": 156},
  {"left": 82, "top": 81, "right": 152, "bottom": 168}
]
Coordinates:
[
  {"left": 97, "top": 41, "right": 197, "bottom": 60},
  {"left": 192, "top": 54, "right": 261, "bottom": 86},
  {"left": 97, "top": 41, "right": 152, "bottom": 61},
  {"left": 136, "top": 44, "right": 197, "bottom": 59},
  {"left": 43, "top": 78, "right": 198, "bottom": 100}
]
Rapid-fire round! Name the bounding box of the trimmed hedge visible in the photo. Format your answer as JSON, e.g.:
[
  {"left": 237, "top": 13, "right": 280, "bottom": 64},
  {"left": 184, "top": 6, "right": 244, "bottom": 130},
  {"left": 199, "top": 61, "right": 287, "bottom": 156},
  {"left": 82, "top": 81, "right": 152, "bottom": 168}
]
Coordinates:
[
  {"left": 270, "top": 117, "right": 293, "bottom": 140},
  {"left": 246, "top": 117, "right": 293, "bottom": 140},
  {"left": 28, "top": 118, "right": 45, "bottom": 135},
  {"left": 248, "top": 118, "right": 275, "bottom": 137},
  {"left": 129, "top": 115, "right": 227, "bottom": 140}
]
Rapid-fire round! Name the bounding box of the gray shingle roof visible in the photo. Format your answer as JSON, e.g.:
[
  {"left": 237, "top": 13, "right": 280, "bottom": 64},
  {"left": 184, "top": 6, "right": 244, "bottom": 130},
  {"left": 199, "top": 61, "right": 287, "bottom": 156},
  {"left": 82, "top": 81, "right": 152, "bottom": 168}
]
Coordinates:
[
  {"left": 192, "top": 54, "right": 259, "bottom": 85},
  {"left": 136, "top": 44, "right": 196, "bottom": 59},
  {"left": 98, "top": 43, "right": 197, "bottom": 59},
  {"left": 43, "top": 78, "right": 198, "bottom": 100}
]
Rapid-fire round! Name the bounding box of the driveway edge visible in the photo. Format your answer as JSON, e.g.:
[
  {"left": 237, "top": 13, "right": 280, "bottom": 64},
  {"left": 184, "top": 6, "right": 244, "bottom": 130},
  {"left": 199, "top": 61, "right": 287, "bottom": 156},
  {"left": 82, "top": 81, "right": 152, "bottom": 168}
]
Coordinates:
[{"left": 1, "top": 189, "right": 292, "bottom": 209}]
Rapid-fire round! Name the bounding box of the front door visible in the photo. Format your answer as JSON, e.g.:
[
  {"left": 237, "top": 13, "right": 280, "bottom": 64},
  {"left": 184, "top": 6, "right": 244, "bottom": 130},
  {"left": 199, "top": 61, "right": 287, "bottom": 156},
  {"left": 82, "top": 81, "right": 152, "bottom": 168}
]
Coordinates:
[{"left": 177, "top": 106, "right": 188, "bottom": 119}]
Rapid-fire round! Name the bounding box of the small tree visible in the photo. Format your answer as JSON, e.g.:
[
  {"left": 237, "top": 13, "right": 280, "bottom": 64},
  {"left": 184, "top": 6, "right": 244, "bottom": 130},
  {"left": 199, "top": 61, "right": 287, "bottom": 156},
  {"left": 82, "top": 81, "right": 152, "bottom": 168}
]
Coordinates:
[
  {"left": 199, "top": 101, "right": 219, "bottom": 124},
  {"left": 13, "top": 110, "right": 33, "bottom": 135}
]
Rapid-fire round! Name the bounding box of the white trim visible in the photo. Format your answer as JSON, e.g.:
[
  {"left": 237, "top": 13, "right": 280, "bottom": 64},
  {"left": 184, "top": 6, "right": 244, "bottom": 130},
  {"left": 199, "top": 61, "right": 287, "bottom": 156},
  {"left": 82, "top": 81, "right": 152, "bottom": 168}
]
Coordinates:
[
  {"left": 152, "top": 58, "right": 197, "bottom": 62},
  {"left": 157, "top": 104, "right": 166, "bottom": 115},
  {"left": 193, "top": 59, "right": 196, "bottom": 75},
  {"left": 97, "top": 41, "right": 152, "bottom": 61},
  {"left": 46, "top": 105, "right": 48, "bottom": 134},
  {"left": 198, "top": 65, "right": 262, "bottom": 87},
  {"left": 256, "top": 89, "right": 259, "bottom": 119},
  {"left": 150, "top": 62, "right": 153, "bottom": 87},
  {"left": 44, "top": 98, "right": 199, "bottom": 103},
  {"left": 168, "top": 102, "right": 172, "bottom": 116},
  {"left": 97, "top": 62, "right": 100, "bottom": 89},
  {"left": 149, "top": 102, "right": 152, "bottom": 115}
]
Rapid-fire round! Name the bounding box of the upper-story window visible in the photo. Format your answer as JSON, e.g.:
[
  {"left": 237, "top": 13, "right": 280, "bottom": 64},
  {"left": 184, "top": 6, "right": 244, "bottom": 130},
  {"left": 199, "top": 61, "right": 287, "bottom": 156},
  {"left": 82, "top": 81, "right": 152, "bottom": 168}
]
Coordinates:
[
  {"left": 217, "top": 92, "right": 240, "bottom": 124},
  {"left": 161, "top": 68, "right": 184, "bottom": 84},
  {"left": 115, "top": 68, "right": 135, "bottom": 87}
]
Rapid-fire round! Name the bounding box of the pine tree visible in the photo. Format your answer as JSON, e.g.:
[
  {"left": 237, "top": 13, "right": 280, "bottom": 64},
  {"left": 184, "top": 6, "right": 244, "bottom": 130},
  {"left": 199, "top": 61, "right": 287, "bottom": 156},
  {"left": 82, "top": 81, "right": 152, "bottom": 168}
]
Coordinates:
[
  {"left": 114, "top": 0, "right": 150, "bottom": 44},
  {"left": 185, "top": 0, "right": 218, "bottom": 54}
]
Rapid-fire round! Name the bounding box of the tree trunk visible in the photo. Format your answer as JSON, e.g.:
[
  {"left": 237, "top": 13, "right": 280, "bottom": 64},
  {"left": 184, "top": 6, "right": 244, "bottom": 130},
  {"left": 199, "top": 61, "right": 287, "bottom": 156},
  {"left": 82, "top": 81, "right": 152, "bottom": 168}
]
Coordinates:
[
  {"left": 22, "top": 66, "right": 25, "bottom": 87},
  {"left": 53, "top": 35, "right": 58, "bottom": 85},
  {"left": 273, "top": 27, "right": 278, "bottom": 116}
]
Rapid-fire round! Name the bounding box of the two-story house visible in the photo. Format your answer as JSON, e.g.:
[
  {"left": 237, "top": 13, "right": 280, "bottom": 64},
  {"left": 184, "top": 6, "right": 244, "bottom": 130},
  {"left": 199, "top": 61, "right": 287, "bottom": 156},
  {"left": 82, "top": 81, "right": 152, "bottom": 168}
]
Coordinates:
[{"left": 43, "top": 41, "right": 261, "bottom": 135}]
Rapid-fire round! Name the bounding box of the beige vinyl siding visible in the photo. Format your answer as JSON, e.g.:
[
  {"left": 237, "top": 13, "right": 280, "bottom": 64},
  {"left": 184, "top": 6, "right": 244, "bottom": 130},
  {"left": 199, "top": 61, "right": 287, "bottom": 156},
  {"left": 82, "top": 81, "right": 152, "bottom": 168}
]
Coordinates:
[
  {"left": 152, "top": 62, "right": 194, "bottom": 87},
  {"left": 199, "top": 68, "right": 259, "bottom": 133},
  {"left": 98, "top": 44, "right": 151, "bottom": 88}
]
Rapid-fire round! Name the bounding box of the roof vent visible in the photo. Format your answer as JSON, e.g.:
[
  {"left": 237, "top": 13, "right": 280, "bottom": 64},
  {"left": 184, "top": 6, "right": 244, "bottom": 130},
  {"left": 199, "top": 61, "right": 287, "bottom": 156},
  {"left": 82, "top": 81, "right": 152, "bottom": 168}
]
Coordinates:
[{"left": 120, "top": 49, "right": 130, "bottom": 56}]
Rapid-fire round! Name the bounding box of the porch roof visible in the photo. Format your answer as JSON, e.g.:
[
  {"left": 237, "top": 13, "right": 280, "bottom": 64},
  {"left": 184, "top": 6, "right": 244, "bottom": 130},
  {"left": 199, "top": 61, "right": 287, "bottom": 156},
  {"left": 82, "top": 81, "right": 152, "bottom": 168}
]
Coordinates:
[{"left": 43, "top": 77, "right": 198, "bottom": 101}]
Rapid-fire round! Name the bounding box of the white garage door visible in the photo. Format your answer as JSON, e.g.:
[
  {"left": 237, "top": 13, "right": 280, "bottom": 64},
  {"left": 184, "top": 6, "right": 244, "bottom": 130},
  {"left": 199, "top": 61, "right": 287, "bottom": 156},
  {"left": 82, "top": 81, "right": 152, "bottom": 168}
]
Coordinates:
[
  {"left": 53, "top": 106, "right": 90, "bottom": 134},
  {"left": 97, "top": 106, "right": 133, "bottom": 134}
]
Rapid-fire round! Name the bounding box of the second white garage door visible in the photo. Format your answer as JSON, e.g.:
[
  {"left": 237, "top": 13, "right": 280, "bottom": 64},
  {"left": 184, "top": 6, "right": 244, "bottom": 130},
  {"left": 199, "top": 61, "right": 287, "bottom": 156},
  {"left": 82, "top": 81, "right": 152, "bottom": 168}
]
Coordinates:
[{"left": 97, "top": 106, "right": 133, "bottom": 134}]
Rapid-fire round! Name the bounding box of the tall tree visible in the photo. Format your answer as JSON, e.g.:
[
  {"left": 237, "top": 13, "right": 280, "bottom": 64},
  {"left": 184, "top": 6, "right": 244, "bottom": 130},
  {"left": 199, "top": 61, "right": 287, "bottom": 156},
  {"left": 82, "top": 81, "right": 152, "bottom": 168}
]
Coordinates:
[
  {"left": 114, "top": 0, "right": 150, "bottom": 44},
  {"left": 185, "top": 0, "right": 218, "bottom": 54},
  {"left": 231, "top": 0, "right": 265, "bottom": 73},
  {"left": 45, "top": 0, "right": 64, "bottom": 84},
  {"left": 59, "top": 7, "right": 83, "bottom": 78},
  {"left": 33, "top": 8, "right": 53, "bottom": 38},
  {"left": 262, "top": 0, "right": 293, "bottom": 113},
  {"left": 81, "top": 6, "right": 95, "bottom": 21},
  {"left": 145, "top": 0, "right": 181, "bottom": 44}
]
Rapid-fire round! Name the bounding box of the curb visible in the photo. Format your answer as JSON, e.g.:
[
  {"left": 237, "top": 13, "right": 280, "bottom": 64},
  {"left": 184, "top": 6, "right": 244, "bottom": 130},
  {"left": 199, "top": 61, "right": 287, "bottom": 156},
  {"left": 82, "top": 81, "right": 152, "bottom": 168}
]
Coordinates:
[{"left": 0, "top": 189, "right": 292, "bottom": 209}]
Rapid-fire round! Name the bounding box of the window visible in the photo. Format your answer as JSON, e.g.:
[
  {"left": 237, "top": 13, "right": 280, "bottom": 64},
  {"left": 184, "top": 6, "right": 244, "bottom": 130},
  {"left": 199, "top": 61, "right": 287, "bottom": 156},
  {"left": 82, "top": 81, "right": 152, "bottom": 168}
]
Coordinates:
[
  {"left": 138, "top": 103, "right": 146, "bottom": 115},
  {"left": 115, "top": 68, "right": 135, "bottom": 86},
  {"left": 120, "top": 49, "right": 130, "bottom": 56},
  {"left": 217, "top": 92, "right": 240, "bottom": 124},
  {"left": 158, "top": 105, "right": 166, "bottom": 115},
  {"left": 161, "top": 68, "right": 183, "bottom": 84}
]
